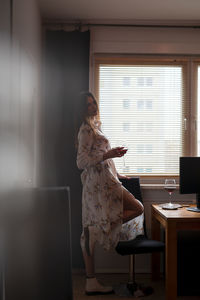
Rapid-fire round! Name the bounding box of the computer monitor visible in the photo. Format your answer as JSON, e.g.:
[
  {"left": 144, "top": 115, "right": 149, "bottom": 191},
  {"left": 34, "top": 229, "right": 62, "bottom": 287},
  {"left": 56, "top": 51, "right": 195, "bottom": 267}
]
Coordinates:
[{"left": 179, "top": 156, "right": 200, "bottom": 212}]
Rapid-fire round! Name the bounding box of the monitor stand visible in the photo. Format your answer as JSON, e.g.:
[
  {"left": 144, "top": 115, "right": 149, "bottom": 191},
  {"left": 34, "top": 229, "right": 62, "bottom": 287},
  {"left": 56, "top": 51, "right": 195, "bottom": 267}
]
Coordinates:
[{"left": 187, "top": 193, "right": 200, "bottom": 212}]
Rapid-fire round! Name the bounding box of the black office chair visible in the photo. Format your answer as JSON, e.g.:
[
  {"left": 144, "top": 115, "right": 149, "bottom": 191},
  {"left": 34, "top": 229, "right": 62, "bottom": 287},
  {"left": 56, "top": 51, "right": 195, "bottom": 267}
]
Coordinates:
[{"left": 115, "top": 177, "right": 165, "bottom": 297}]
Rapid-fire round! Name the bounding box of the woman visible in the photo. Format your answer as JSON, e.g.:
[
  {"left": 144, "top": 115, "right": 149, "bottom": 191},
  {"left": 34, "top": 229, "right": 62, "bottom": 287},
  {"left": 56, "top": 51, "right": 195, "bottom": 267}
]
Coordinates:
[{"left": 76, "top": 92, "right": 144, "bottom": 295}]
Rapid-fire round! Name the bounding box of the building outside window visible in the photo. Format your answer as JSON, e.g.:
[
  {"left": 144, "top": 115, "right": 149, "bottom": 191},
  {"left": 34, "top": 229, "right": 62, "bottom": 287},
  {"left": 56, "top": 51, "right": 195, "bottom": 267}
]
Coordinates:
[
  {"left": 137, "top": 77, "right": 144, "bottom": 86},
  {"left": 123, "top": 122, "right": 130, "bottom": 132},
  {"left": 137, "top": 77, "right": 153, "bottom": 86},
  {"left": 123, "top": 99, "right": 130, "bottom": 109},
  {"left": 146, "top": 77, "right": 153, "bottom": 86},
  {"left": 145, "top": 144, "right": 153, "bottom": 154},
  {"left": 137, "top": 144, "right": 144, "bottom": 154},
  {"left": 137, "top": 168, "right": 144, "bottom": 173},
  {"left": 123, "top": 166, "right": 130, "bottom": 173},
  {"left": 123, "top": 77, "right": 130, "bottom": 86},
  {"left": 145, "top": 100, "right": 152, "bottom": 109},
  {"left": 137, "top": 122, "right": 153, "bottom": 132},
  {"left": 137, "top": 100, "right": 152, "bottom": 110},
  {"left": 137, "top": 100, "right": 144, "bottom": 110},
  {"left": 137, "top": 167, "right": 153, "bottom": 173},
  {"left": 136, "top": 144, "right": 153, "bottom": 154}
]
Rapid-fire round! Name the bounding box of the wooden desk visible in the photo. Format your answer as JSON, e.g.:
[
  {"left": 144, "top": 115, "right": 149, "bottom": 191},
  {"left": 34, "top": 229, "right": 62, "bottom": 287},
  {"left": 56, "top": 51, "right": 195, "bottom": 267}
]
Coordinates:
[{"left": 151, "top": 204, "right": 200, "bottom": 300}]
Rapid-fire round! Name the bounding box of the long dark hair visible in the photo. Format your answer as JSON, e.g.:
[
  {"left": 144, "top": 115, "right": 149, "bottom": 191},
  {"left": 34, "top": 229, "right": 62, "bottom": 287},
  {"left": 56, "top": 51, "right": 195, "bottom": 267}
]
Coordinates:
[
  {"left": 80, "top": 91, "right": 99, "bottom": 120},
  {"left": 75, "top": 91, "right": 101, "bottom": 148}
]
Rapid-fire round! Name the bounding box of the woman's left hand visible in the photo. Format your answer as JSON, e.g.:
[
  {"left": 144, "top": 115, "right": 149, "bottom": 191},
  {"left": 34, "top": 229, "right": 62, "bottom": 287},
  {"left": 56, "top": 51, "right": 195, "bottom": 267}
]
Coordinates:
[{"left": 117, "top": 173, "right": 131, "bottom": 179}]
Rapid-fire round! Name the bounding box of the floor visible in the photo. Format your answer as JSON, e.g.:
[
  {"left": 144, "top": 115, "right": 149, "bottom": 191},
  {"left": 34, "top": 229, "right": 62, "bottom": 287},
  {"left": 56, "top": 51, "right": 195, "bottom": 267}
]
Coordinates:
[{"left": 73, "top": 273, "right": 200, "bottom": 299}]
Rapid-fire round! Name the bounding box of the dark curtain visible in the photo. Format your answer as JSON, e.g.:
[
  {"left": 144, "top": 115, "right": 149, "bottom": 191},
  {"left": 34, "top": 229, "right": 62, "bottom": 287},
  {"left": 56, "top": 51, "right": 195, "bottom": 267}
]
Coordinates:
[{"left": 41, "top": 30, "right": 90, "bottom": 268}]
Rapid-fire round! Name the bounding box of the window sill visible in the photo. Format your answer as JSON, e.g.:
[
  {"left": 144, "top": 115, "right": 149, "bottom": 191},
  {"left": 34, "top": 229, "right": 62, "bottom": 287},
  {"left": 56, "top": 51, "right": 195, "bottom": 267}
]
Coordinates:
[{"left": 141, "top": 183, "right": 179, "bottom": 190}]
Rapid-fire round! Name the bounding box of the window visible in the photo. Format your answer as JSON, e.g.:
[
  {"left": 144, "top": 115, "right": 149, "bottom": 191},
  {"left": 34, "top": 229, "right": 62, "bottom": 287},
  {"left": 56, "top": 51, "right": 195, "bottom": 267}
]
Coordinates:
[
  {"left": 137, "top": 100, "right": 144, "bottom": 110},
  {"left": 123, "top": 166, "right": 130, "bottom": 172},
  {"left": 123, "top": 122, "right": 130, "bottom": 132},
  {"left": 123, "top": 77, "right": 130, "bottom": 86},
  {"left": 95, "top": 56, "right": 192, "bottom": 177},
  {"left": 137, "top": 144, "right": 144, "bottom": 154},
  {"left": 123, "top": 99, "right": 130, "bottom": 109},
  {"left": 146, "top": 122, "right": 153, "bottom": 132},
  {"left": 145, "top": 100, "right": 152, "bottom": 110},
  {"left": 137, "top": 77, "right": 144, "bottom": 86},
  {"left": 137, "top": 122, "right": 153, "bottom": 132},
  {"left": 137, "top": 100, "right": 153, "bottom": 110},
  {"left": 137, "top": 167, "right": 152, "bottom": 173},
  {"left": 137, "top": 122, "right": 144, "bottom": 132},
  {"left": 137, "top": 77, "right": 153, "bottom": 86},
  {"left": 136, "top": 144, "right": 153, "bottom": 154},
  {"left": 146, "top": 77, "right": 153, "bottom": 86},
  {"left": 145, "top": 144, "right": 153, "bottom": 154}
]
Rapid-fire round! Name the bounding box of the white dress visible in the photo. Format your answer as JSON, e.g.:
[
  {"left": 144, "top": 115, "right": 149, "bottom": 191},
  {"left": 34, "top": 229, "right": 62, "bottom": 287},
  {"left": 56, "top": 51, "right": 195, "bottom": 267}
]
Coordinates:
[{"left": 77, "top": 122, "right": 144, "bottom": 251}]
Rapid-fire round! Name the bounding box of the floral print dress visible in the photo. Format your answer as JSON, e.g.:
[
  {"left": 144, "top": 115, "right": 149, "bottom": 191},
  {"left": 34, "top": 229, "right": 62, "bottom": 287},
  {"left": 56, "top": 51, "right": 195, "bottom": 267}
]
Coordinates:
[{"left": 77, "top": 122, "right": 144, "bottom": 251}]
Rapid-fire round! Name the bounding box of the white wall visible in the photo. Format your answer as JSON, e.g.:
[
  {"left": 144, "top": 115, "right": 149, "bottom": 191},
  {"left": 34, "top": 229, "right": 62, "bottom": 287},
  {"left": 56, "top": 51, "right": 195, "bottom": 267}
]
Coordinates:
[
  {"left": 9, "top": 0, "right": 42, "bottom": 187},
  {"left": 89, "top": 25, "right": 198, "bottom": 273},
  {"left": 90, "top": 26, "right": 200, "bottom": 91},
  {"left": 90, "top": 26, "right": 200, "bottom": 54}
]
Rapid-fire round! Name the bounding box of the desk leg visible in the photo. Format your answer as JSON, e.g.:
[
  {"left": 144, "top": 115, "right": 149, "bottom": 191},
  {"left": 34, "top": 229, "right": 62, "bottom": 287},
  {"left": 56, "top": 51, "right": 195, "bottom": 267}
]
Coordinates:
[
  {"left": 151, "top": 212, "right": 161, "bottom": 280},
  {"left": 165, "top": 222, "right": 177, "bottom": 300}
]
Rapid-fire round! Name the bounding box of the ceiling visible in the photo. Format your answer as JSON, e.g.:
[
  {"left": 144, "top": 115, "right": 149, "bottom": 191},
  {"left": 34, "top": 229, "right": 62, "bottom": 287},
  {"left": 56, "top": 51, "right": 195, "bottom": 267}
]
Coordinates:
[{"left": 38, "top": 0, "right": 200, "bottom": 25}]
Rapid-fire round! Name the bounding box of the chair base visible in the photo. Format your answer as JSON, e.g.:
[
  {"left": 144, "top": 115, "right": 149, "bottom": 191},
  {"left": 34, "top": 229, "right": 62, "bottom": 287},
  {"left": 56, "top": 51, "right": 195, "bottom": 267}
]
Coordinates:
[
  {"left": 114, "top": 282, "right": 154, "bottom": 297},
  {"left": 128, "top": 282, "right": 154, "bottom": 297}
]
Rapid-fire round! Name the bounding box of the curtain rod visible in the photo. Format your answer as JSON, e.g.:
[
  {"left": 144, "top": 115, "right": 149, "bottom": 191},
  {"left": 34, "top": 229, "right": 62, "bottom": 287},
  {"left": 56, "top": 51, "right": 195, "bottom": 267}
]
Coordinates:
[{"left": 43, "top": 21, "right": 200, "bottom": 29}]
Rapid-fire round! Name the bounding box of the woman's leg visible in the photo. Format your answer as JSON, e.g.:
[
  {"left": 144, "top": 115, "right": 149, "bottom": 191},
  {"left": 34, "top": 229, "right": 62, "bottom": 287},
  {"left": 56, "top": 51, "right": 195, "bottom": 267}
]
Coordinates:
[
  {"left": 80, "top": 228, "right": 113, "bottom": 294},
  {"left": 122, "top": 187, "right": 144, "bottom": 223},
  {"left": 80, "top": 228, "right": 96, "bottom": 278}
]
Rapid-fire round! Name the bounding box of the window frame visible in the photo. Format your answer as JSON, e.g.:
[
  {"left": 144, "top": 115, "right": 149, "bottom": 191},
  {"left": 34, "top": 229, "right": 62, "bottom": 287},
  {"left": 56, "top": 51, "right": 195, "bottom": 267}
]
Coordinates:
[
  {"left": 192, "top": 60, "right": 200, "bottom": 156},
  {"left": 93, "top": 54, "right": 200, "bottom": 183}
]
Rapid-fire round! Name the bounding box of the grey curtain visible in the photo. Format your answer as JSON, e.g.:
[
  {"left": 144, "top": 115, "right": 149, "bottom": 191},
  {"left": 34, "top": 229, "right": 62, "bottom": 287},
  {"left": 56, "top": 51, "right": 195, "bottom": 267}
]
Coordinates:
[{"left": 41, "top": 30, "right": 90, "bottom": 268}]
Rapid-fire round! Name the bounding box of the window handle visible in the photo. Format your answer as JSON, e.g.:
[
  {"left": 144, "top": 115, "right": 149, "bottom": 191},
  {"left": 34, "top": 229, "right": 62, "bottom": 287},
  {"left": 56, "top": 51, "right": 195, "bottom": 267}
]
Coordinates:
[{"left": 184, "top": 118, "right": 187, "bottom": 131}]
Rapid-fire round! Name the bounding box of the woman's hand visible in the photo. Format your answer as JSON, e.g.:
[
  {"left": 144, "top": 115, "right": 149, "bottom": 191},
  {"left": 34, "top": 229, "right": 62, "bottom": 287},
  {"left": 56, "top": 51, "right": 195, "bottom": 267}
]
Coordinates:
[
  {"left": 103, "top": 147, "right": 127, "bottom": 160},
  {"left": 117, "top": 173, "right": 131, "bottom": 179}
]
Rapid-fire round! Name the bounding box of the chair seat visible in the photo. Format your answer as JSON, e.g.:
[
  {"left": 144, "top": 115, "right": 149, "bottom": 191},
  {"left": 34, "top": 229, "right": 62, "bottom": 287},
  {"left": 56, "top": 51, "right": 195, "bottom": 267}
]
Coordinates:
[{"left": 116, "top": 235, "right": 165, "bottom": 256}]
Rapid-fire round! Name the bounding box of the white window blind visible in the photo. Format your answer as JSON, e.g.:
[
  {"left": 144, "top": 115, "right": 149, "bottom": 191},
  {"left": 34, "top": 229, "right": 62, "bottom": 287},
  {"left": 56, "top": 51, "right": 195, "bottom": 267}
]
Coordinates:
[
  {"left": 198, "top": 66, "right": 200, "bottom": 156},
  {"left": 98, "top": 63, "right": 186, "bottom": 175}
]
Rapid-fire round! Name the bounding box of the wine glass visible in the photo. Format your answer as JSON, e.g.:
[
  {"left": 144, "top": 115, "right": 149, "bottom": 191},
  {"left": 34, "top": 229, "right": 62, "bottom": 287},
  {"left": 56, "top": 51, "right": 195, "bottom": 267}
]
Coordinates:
[
  {"left": 162, "top": 178, "right": 182, "bottom": 210},
  {"left": 164, "top": 179, "right": 176, "bottom": 208},
  {"left": 118, "top": 140, "right": 128, "bottom": 167}
]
